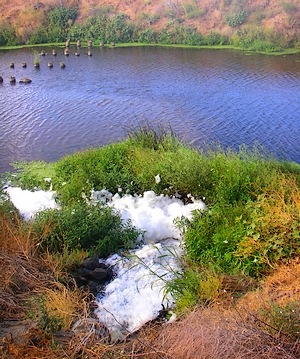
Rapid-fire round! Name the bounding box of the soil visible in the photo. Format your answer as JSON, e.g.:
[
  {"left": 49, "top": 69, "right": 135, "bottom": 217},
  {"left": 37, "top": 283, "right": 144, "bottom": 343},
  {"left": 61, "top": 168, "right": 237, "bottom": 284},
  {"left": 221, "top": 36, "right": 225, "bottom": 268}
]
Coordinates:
[{"left": 1, "top": 0, "right": 299, "bottom": 40}]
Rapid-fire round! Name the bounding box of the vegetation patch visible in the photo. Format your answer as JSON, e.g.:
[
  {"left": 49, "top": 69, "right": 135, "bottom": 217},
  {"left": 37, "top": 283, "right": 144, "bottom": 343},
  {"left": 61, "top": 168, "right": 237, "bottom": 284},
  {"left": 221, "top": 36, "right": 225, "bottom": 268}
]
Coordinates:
[{"left": 1, "top": 127, "right": 300, "bottom": 357}]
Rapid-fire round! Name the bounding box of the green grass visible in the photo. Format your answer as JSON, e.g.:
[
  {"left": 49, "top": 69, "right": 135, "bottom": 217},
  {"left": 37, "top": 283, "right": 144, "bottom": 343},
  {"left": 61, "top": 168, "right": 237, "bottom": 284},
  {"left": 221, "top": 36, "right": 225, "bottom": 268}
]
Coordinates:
[
  {"left": 3, "top": 127, "right": 300, "bottom": 310},
  {"left": 1, "top": 42, "right": 299, "bottom": 55}
]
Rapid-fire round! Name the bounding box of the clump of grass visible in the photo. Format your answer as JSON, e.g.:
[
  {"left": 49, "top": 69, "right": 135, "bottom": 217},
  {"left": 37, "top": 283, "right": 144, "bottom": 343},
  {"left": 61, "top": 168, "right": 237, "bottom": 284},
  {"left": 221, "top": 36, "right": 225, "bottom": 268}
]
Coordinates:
[
  {"left": 236, "top": 175, "right": 300, "bottom": 276},
  {"left": 43, "top": 282, "right": 90, "bottom": 332},
  {"left": 0, "top": 208, "right": 52, "bottom": 320},
  {"left": 8, "top": 160, "right": 55, "bottom": 190},
  {"left": 44, "top": 247, "right": 88, "bottom": 281},
  {"left": 258, "top": 301, "right": 300, "bottom": 342},
  {"left": 126, "top": 122, "right": 179, "bottom": 151},
  {"left": 52, "top": 142, "right": 134, "bottom": 205},
  {"left": 166, "top": 263, "right": 222, "bottom": 315}
]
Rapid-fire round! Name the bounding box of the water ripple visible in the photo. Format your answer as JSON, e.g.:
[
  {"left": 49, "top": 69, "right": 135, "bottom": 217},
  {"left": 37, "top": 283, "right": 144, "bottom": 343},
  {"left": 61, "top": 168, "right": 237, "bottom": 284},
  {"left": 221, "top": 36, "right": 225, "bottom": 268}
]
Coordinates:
[{"left": 1, "top": 47, "right": 300, "bottom": 172}]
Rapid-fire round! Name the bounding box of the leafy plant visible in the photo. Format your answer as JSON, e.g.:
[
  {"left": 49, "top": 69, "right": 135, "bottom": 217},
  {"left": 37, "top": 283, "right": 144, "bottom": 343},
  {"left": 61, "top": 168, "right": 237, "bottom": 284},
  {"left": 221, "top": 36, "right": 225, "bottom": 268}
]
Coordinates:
[
  {"left": 34, "top": 203, "right": 140, "bottom": 257},
  {"left": 0, "top": 23, "right": 20, "bottom": 46},
  {"left": 183, "top": 2, "right": 206, "bottom": 19},
  {"left": 281, "top": 2, "right": 298, "bottom": 15}
]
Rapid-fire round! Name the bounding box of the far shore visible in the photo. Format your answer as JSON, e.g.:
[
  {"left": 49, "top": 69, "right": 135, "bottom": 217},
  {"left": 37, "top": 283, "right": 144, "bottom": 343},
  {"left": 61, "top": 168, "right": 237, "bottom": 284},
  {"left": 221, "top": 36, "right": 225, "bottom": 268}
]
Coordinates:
[{"left": 1, "top": 42, "right": 300, "bottom": 56}]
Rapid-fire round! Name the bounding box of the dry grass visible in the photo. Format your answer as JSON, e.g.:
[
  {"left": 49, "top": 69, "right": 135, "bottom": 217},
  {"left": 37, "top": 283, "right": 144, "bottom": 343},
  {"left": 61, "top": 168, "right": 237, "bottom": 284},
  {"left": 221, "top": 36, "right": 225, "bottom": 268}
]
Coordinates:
[
  {"left": 238, "top": 258, "right": 300, "bottom": 311},
  {"left": 44, "top": 247, "right": 88, "bottom": 281},
  {"left": 0, "top": 212, "right": 51, "bottom": 318},
  {"left": 44, "top": 281, "right": 90, "bottom": 330},
  {"left": 149, "top": 306, "right": 300, "bottom": 359},
  {"left": 1, "top": 0, "right": 299, "bottom": 39}
]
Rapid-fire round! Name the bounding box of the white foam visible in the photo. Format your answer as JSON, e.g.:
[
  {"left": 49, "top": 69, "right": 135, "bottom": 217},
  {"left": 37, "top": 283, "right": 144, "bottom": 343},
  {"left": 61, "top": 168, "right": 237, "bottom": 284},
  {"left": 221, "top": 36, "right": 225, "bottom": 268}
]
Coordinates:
[
  {"left": 96, "top": 240, "right": 182, "bottom": 341},
  {"left": 5, "top": 187, "right": 59, "bottom": 220},
  {"left": 5, "top": 186, "right": 206, "bottom": 339}
]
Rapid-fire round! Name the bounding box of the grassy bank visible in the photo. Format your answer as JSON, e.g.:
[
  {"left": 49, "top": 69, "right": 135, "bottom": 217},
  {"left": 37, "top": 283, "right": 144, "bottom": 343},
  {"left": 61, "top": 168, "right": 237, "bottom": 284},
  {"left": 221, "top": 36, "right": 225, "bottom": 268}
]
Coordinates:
[
  {"left": 1, "top": 127, "right": 300, "bottom": 357},
  {"left": 1, "top": 42, "right": 300, "bottom": 56}
]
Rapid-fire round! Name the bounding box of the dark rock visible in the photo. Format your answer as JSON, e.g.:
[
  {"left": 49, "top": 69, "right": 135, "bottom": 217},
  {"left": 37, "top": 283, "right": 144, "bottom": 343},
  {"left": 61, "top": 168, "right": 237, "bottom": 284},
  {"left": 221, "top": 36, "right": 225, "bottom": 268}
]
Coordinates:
[
  {"left": 81, "top": 267, "right": 93, "bottom": 277},
  {"left": 76, "top": 256, "right": 114, "bottom": 295},
  {"left": 82, "top": 257, "right": 101, "bottom": 270},
  {"left": 90, "top": 268, "right": 108, "bottom": 281}
]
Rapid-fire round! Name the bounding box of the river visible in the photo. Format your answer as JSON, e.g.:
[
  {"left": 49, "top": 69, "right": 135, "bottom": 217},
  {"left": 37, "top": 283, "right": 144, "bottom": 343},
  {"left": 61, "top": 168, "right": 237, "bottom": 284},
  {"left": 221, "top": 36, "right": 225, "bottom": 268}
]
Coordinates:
[{"left": 0, "top": 46, "right": 300, "bottom": 172}]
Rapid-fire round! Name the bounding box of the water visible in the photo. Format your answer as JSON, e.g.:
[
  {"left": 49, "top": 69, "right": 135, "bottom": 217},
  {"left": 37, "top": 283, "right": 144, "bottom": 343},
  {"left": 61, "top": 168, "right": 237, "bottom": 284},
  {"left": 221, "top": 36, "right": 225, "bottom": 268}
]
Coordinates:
[{"left": 0, "top": 46, "right": 300, "bottom": 172}]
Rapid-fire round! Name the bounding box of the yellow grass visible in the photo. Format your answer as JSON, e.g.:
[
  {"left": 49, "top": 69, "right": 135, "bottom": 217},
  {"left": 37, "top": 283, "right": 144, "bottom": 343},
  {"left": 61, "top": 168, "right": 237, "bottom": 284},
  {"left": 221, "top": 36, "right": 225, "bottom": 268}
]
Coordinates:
[{"left": 44, "top": 281, "right": 90, "bottom": 330}]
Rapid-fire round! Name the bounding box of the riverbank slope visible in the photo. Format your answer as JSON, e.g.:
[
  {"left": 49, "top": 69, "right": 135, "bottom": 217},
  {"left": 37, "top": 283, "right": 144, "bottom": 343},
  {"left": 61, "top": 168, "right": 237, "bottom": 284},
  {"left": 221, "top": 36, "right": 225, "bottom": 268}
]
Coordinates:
[{"left": 1, "top": 0, "right": 300, "bottom": 49}]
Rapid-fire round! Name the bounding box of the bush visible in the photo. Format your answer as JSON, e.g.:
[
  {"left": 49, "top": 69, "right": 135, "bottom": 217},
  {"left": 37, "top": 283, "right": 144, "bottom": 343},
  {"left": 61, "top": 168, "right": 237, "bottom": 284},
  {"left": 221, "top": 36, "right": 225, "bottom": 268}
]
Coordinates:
[
  {"left": 281, "top": 2, "right": 298, "bottom": 15},
  {"left": 34, "top": 203, "right": 140, "bottom": 256},
  {"left": 231, "top": 28, "right": 283, "bottom": 52},
  {"left": 0, "top": 23, "right": 21, "bottom": 46},
  {"left": 183, "top": 3, "right": 206, "bottom": 19},
  {"left": 47, "top": 7, "right": 78, "bottom": 42},
  {"left": 226, "top": 11, "right": 247, "bottom": 27}
]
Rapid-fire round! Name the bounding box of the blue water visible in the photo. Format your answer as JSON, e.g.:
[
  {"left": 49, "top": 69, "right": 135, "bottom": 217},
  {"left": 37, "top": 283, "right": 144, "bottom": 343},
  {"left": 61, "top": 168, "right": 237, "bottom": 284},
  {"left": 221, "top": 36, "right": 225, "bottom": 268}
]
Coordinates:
[{"left": 0, "top": 46, "right": 300, "bottom": 172}]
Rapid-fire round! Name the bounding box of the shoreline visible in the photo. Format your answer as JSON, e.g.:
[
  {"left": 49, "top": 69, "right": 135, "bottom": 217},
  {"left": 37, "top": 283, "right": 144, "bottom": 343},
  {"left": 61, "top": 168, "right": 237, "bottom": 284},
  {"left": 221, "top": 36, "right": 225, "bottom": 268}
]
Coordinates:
[{"left": 1, "top": 42, "right": 300, "bottom": 56}]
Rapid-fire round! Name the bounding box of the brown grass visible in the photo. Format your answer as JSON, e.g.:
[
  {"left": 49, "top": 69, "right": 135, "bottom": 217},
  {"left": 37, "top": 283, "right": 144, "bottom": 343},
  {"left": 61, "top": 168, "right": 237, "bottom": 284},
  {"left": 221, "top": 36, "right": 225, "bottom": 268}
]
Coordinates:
[
  {"left": 44, "top": 281, "right": 90, "bottom": 330},
  {"left": 0, "top": 212, "right": 51, "bottom": 318},
  {"left": 1, "top": 203, "right": 299, "bottom": 358},
  {"left": 149, "top": 307, "right": 300, "bottom": 359}
]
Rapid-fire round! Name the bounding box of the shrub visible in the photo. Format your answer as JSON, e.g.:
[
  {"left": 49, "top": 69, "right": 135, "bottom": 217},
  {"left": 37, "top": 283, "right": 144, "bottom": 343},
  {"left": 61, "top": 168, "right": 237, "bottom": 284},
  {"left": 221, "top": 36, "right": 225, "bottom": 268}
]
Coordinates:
[
  {"left": 0, "top": 23, "right": 21, "bottom": 46},
  {"left": 34, "top": 203, "right": 140, "bottom": 256},
  {"left": 137, "top": 28, "right": 156, "bottom": 43},
  {"left": 226, "top": 11, "right": 247, "bottom": 27},
  {"left": 281, "top": 2, "right": 298, "bottom": 15},
  {"left": 183, "top": 2, "right": 206, "bottom": 19},
  {"left": 47, "top": 7, "right": 78, "bottom": 42}
]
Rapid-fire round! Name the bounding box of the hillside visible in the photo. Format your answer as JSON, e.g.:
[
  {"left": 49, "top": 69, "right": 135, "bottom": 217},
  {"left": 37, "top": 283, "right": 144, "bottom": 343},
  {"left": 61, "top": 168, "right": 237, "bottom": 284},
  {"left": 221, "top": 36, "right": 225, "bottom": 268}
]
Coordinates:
[{"left": 1, "top": 0, "right": 300, "bottom": 48}]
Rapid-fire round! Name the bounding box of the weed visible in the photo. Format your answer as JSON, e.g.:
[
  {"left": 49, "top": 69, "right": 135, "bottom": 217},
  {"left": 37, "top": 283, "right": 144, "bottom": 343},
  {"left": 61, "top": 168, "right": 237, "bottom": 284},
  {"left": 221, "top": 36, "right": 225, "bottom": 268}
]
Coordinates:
[
  {"left": 259, "top": 301, "right": 300, "bottom": 342},
  {"left": 44, "top": 247, "right": 88, "bottom": 281},
  {"left": 166, "top": 264, "right": 222, "bottom": 314}
]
